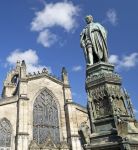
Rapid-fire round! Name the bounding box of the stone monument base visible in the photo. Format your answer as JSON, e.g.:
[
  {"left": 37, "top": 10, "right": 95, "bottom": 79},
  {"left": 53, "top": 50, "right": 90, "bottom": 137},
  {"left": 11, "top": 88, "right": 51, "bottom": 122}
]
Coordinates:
[{"left": 83, "top": 62, "right": 138, "bottom": 150}]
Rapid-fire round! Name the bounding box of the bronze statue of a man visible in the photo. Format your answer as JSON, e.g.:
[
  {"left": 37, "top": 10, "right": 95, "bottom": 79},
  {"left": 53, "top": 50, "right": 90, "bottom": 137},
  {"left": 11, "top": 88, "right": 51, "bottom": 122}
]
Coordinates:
[{"left": 80, "top": 15, "right": 108, "bottom": 66}]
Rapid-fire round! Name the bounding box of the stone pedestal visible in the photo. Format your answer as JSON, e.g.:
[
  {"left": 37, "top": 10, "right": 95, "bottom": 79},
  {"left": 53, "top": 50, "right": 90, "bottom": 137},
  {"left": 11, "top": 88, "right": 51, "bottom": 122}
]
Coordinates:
[{"left": 83, "top": 62, "right": 138, "bottom": 150}]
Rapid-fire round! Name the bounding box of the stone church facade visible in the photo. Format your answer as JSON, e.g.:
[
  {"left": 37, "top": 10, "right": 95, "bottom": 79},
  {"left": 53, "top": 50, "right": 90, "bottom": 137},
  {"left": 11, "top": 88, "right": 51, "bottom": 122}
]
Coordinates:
[{"left": 0, "top": 60, "right": 88, "bottom": 150}]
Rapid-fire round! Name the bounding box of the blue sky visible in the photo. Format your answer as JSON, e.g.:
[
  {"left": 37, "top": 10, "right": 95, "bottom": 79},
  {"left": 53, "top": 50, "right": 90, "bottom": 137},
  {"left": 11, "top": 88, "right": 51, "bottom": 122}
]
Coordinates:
[{"left": 0, "top": 0, "right": 138, "bottom": 116}]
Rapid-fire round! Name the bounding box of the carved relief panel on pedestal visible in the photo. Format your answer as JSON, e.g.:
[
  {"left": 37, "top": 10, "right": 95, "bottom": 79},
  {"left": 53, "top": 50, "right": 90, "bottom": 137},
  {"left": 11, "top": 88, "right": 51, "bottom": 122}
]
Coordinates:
[{"left": 94, "top": 96, "right": 111, "bottom": 118}]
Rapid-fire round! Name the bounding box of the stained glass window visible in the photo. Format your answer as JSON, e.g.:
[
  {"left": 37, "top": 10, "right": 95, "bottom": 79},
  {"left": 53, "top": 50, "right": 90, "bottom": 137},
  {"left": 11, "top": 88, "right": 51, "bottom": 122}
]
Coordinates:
[
  {"left": 33, "top": 89, "right": 60, "bottom": 145},
  {"left": 0, "top": 118, "right": 12, "bottom": 150}
]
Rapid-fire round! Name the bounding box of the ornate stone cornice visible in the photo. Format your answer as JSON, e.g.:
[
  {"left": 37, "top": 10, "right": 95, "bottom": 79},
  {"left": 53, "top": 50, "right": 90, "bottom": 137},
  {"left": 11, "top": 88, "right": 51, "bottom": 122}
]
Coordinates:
[
  {"left": 27, "top": 69, "right": 64, "bottom": 86},
  {"left": 86, "top": 72, "right": 121, "bottom": 89}
]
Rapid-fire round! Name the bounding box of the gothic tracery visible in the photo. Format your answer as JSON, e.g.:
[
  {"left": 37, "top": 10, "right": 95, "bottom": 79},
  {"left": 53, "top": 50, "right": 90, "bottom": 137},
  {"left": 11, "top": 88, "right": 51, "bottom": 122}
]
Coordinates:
[
  {"left": 0, "top": 118, "right": 12, "bottom": 150},
  {"left": 33, "top": 89, "right": 60, "bottom": 145}
]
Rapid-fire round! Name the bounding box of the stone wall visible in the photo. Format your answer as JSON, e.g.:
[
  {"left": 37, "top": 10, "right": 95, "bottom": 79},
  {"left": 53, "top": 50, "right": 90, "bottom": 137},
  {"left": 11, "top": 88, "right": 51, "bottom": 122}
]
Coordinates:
[{"left": 65, "top": 102, "right": 88, "bottom": 150}]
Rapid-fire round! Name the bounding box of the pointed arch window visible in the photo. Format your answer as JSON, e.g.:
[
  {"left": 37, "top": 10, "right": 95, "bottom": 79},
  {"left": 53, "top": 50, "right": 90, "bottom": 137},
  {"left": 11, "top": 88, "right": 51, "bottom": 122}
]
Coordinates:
[
  {"left": 0, "top": 118, "right": 12, "bottom": 150},
  {"left": 33, "top": 89, "right": 60, "bottom": 145}
]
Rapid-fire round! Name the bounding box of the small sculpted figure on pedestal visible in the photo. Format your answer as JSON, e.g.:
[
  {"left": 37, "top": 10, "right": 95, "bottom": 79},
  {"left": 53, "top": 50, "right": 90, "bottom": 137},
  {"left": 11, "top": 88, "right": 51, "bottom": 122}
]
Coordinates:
[{"left": 80, "top": 15, "right": 108, "bottom": 66}]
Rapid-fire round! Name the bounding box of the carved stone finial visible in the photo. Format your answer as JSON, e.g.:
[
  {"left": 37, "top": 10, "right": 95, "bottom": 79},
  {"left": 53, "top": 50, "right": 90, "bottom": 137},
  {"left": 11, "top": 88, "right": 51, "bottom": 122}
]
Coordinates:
[
  {"left": 21, "top": 60, "right": 26, "bottom": 67},
  {"left": 62, "top": 67, "right": 67, "bottom": 75},
  {"left": 16, "top": 60, "right": 20, "bottom": 65},
  {"left": 42, "top": 68, "right": 48, "bottom": 73},
  {"left": 61, "top": 67, "right": 69, "bottom": 85},
  {"left": 16, "top": 60, "right": 21, "bottom": 71}
]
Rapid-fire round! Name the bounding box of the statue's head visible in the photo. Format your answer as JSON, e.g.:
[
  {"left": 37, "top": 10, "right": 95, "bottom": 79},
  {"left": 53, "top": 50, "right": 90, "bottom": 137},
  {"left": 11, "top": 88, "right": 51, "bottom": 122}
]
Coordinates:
[{"left": 85, "top": 15, "right": 93, "bottom": 24}]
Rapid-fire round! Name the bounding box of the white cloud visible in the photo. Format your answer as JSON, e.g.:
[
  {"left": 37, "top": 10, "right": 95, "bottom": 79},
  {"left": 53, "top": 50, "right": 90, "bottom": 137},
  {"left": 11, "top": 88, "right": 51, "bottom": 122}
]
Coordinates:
[
  {"left": 106, "top": 9, "right": 118, "bottom": 26},
  {"left": 109, "top": 54, "right": 119, "bottom": 64},
  {"left": 37, "top": 29, "right": 57, "bottom": 47},
  {"left": 109, "top": 52, "right": 138, "bottom": 70},
  {"left": 120, "top": 53, "right": 138, "bottom": 68},
  {"left": 72, "top": 65, "right": 82, "bottom": 72},
  {"left": 31, "top": 1, "right": 79, "bottom": 32},
  {"left": 6, "top": 49, "right": 51, "bottom": 73},
  {"left": 31, "top": 1, "right": 80, "bottom": 47},
  {"left": 7, "top": 49, "right": 38, "bottom": 65}
]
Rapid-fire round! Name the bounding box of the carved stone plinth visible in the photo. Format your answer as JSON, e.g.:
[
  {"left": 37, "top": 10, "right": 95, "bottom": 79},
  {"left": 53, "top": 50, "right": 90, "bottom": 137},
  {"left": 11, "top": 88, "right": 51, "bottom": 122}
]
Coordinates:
[{"left": 81, "top": 62, "right": 138, "bottom": 150}]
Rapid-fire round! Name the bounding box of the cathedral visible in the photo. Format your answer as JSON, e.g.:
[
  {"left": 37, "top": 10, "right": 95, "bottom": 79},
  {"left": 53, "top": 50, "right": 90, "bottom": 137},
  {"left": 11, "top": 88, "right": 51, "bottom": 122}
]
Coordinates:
[{"left": 0, "top": 60, "right": 88, "bottom": 150}]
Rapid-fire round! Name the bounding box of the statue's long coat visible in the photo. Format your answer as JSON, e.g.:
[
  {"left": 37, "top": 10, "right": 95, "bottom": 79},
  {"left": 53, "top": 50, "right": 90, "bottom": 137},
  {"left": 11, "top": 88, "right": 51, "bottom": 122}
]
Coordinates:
[{"left": 89, "top": 22, "right": 108, "bottom": 61}]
